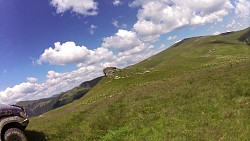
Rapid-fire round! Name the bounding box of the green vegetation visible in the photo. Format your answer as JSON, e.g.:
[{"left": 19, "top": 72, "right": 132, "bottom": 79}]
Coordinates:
[{"left": 26, "top": 27, "right": 250, "bottom": 141}]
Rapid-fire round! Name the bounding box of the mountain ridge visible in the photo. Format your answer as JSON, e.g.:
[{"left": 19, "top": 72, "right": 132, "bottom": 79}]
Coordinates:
[{"left": 16, "top": 76, "right": 103, "bottom": 117}]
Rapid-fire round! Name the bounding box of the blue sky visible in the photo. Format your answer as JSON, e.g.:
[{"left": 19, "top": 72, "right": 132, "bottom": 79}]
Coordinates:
[{"left": 0, "top": 0, "right": 249, "bottom": 104}]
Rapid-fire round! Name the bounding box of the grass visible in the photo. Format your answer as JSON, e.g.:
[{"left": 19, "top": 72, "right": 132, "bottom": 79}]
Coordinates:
[{"left": 26, "top": 27, "right": 250, "bottom": 140}]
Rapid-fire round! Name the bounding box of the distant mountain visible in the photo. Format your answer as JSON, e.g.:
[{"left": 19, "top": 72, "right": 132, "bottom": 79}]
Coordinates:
[{"left": 16, "top": 76, "right": 103, "bottom": 117}]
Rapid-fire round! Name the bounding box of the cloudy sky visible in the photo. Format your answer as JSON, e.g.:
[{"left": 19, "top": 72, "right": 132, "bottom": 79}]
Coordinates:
[{"left": 0, "top": 0, "right": 249, "bottom": 104}]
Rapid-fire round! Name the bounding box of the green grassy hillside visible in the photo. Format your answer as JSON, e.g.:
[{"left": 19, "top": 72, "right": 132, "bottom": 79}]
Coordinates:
[{"left": 26, "top": 28, "right": 250, "bottom": 141}]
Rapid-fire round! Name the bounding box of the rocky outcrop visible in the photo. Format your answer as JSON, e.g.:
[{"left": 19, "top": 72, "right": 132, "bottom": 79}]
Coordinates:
[{"left": 103, "top": 67, "right": 118, "bottom": 77}]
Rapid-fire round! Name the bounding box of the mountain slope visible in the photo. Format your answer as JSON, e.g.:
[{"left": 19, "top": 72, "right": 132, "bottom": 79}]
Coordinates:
[
  {"left": 16, "top": 77, "right": 102, "bottom": 117},
  {"left": 26, "top": 27, "right": 250, "bottom": 141}
]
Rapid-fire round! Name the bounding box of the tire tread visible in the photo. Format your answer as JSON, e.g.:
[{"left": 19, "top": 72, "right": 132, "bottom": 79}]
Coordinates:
[{"left": 4, "top": 128, "right": 27, "bottom": 141}]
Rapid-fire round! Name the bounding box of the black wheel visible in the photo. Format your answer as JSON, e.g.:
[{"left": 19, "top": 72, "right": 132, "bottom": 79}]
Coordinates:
[{"left": 3, "top": 128, "right": 27, "bottom": 141}]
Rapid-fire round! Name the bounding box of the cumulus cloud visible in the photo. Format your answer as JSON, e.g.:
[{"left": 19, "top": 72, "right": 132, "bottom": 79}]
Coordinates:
[
  {"left": 37, "top": 30, "right": 154, "bottom": 68},
  {"left": 102, "top": 29, "right": 142, "bottom": 52},
  {"left": 112, "top": 20, "right": 119, "bottom": 28},
  {"left": 133, "top": 20, "right": 163, "bottom": 42},
  {"left": 89, "top": 24, "right": 97, "bottom": 35},
  {"left": 235, "top": 0, "right": 250, "bottom": 18},
  {"left": 132, "top": 0, "right": 233, "bottom": 42},
  {"left": 0, "top": 66, "right": 103, "bottom": 104},
  {"left": 37, "top": 41, "right": 118, "bottom": 68},
  {"left": 0, "top": 82, "right": 39, "bottom": 104},
  {"left": 50, "top": 0, "right": 98, "bottom": 16},
  {"left": 113, "top": 0, "right": 122, "bottom": 6},
  {"left": 225, "top": 20, "right": 245, "bottom": 31},
  {"left": 37, "top": 42, "right": 92, "bottom": 65},
  {"left": 112, "top": 20, "right": 127, "bottom": 28},
  {"left": 76, "top": 47, "right": 117, "bottom": 68},
  {"left": 101, "top": 29, "right": 158, "bottom": 67},
  {"left": 167, "top": 36, "right": 178, "bottom": 40},
  {"left": 226, "top": 20, "right": 236, "bottom": 29},
  {"left": 26, "top": 77, "right": 38, "bottom": 83}
]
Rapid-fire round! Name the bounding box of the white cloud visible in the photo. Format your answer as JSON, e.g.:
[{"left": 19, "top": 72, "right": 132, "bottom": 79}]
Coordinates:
[
  {"left": 235, "top": 0, "right": 250, "bottom": 18},
  {"left": 102, "top": 29, "right": 142, "bottom": 52},
  {"left": 0, "top": 66, "right": 103, "bottom": 104},
  {"left": 113, "top": 0, "right": 122, "bottom": 6},
  {"left": 101, "top": 29, "right": 158, "bottom": 68},
  {"left": 50, "top": 0, "right": 98, "bottom": 16},
  {"left": 112, "top": 20, "right": 119, "bottom": 28},
  {"left": 112, "top": 20, "right": 127, "bottom": 28},
  {"left": 140, "top": 35, "right": 161, "bottom": 43},
  {"left": 117, "top": 43, "right": 153, "bottom": 57},
  {"left": 167, "top": 36, "right": 178, "bottom": 40},
  {"left": 37, "top": 41, "right": 118, "bottom": 68},
  {"left": 132, "top": 0, "right": 233, "bottom": 41},
  {"left": 226, "top": 20, "right": 236, "bottom": 29},
  {"left": 89, "top": 24, "right": 97, "bottom": 35},
  {"left": 133, "top": 20, "right": 163, "bottom": 42},
  {"left": 225, "top": 20, "right": 246, "bottom": 31},
  {"left": 37, "top": 42, "right": 91, "bottom": 65},
  {"left": 38, "top": 31, "right": 152, "bottom": 67},
  {"left": 0, "top": 82, "right": 39, "bottom": 104},
  {"left": 26, "top": 77, "right": 38, "bottom": 83},
  {"left": 76, "top": 47, "right": 117, "bottom": 68},
  {"left": 213, "top": 31, "right": 221, "bottom": 35},
  {"left": 101, "top": 29, "right": 158, "bottom": 67}
]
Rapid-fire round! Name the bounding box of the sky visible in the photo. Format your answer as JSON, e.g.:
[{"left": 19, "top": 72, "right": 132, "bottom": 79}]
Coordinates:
[{"left": 0, "top": 0, "right": 249, "bottom": 104}]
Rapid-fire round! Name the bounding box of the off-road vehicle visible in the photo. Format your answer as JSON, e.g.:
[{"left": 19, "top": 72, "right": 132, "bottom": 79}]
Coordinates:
[{"left": 0, "top": 104, "right": 29, "bottom": 141}]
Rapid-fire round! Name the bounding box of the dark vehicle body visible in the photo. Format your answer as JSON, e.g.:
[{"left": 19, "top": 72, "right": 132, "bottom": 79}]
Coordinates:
[{"left": 0, "top": 104, "right": 29, "bottom": 141}]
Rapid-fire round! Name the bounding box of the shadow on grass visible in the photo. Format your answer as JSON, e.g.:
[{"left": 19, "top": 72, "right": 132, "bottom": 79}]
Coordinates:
[{"left": 25, "top": 130, "right": 47, "bottom": 141}]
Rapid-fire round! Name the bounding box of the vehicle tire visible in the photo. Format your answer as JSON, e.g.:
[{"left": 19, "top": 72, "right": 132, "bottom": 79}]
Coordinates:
[{"left": 3, "top": 128, "right": 27, "bottom": 141}]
